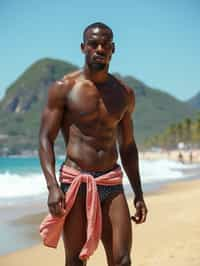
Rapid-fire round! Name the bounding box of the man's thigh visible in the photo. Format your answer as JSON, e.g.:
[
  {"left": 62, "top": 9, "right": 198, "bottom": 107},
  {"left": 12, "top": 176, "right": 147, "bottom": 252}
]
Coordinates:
[
  {"left": 101, "top": 191, "right": 132, "bottom": 264},
  {"left": 62, "top": 193, "right": 87, "bottom": 264}
]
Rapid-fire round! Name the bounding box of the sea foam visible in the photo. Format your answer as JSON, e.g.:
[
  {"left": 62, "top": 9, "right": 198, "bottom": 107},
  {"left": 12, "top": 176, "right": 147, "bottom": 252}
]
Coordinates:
[{"left": 0, "top": 158, "right": 198, "bottom": 202}]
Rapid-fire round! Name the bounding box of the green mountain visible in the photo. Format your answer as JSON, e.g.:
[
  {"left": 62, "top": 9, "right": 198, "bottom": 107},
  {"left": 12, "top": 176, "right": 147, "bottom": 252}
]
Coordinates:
[
  {"left": 187, "top": 91, "right": 200, "bottom": 110},
  {"left": 0, "top": 58, "right": 196, "bottom": 155}
]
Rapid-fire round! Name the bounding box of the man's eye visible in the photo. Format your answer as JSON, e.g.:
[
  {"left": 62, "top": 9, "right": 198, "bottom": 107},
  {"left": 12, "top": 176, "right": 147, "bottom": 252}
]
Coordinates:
[{"left": 88, "top": 41, "right": 97, "bottom": 48}]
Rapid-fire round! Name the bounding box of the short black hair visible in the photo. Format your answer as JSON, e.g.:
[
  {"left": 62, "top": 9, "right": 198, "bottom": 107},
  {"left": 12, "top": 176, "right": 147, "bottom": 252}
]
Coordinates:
[{"left": 83, "top": 22, "right": 113, "bottom": 42}]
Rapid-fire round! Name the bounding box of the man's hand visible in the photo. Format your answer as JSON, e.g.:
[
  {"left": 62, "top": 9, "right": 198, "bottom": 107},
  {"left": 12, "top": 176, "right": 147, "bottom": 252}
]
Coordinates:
[
  {"left": 131, "top": 199, "right": 148, "bottom": 224},
  {"left": 48, "top": 185, "right": 66, "bottom": 217}
]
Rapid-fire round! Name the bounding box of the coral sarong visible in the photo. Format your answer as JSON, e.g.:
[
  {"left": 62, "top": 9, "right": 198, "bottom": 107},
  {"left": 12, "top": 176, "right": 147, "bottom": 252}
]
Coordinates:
[{"left": 39, "top": 165, "right": 123, "bottom": 260}]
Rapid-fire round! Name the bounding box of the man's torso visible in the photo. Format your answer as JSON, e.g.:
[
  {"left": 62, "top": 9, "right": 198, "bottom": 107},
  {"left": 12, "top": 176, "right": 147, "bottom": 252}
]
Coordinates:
[{"left": 58, "top": 71, "right": 130, "bottom": 171}]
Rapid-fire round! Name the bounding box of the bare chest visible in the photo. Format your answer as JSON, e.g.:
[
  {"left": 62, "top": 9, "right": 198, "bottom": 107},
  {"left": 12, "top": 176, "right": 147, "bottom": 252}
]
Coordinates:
[{"left": 67, "top": 80, "right": 128, "bottom": 127}]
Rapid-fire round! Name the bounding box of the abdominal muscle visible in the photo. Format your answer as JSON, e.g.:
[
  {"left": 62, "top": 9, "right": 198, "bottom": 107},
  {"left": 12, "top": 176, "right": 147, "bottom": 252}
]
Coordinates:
[{"left": 65, "top": 124, "right": 119, "bottom": 171}]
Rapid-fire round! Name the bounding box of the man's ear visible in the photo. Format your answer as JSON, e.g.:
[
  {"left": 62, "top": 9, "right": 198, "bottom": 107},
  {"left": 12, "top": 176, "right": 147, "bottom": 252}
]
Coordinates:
[
  {"left": 81, "top": 43, "right": 85, "bottom": 53},
  {"left": 112, "top": 42, "right": 115, "bottom": 54}
]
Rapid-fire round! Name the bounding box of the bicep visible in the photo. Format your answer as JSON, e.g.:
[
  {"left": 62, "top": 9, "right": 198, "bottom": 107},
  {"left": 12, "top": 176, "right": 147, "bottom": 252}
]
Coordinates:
[
  {"left": 118, "top": 88, "right": 136, "bottom": 151},
  {"left": 39, "top": 106, "right": 64, "bottom": 142},
  {"left": 117, "top": 111, "right": 135, "bottom": 152},
  {"left": 39, "top": 82, "right": 65, "bottom": 143}
]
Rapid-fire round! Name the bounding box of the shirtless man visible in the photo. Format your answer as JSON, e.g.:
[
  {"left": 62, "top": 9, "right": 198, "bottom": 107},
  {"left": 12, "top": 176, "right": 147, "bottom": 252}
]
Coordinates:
[{"left": 39, "top": 22, "right": 148, "bottom": 266}]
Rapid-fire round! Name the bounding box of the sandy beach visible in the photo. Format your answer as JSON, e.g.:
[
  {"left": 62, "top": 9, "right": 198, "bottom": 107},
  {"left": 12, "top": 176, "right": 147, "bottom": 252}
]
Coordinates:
[
  {"left": 140, "top": 149, "right": 200, "bottom": 164},
  {"left": 0, "top": 178, "right": 200, "bottom": 266}
]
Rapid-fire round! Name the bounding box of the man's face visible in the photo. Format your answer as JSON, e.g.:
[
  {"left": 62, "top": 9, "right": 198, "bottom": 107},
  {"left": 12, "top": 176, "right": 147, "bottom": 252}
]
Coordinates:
[{"left": 81, "top": 27, "right": 115, "bottom": 71}]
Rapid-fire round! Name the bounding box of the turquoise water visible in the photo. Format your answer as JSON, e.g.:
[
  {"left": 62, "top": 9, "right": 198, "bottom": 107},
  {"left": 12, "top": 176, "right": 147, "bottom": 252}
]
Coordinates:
[
  {"left": 0, "top": 157, "right": 63, "bottom": 200},
  {"left": 0, "top": 156, "right": 63, "bottom": 174}
]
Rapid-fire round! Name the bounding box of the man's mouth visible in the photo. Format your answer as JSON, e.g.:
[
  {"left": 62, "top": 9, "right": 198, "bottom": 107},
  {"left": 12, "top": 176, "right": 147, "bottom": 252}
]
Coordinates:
[{"left": 93, "top": 55, "right": 106, "bottom": 62}]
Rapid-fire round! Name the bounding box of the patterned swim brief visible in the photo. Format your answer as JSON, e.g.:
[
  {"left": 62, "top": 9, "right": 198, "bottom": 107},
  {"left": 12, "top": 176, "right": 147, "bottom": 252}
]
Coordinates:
[{"left": 60, "top": 164, "right": 124, "bottom": 203}]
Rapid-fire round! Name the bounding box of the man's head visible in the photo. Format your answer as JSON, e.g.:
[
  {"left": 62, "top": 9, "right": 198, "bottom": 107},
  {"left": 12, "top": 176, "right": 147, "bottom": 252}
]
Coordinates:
[{"left": 81, "top": 22, "right": 115, "bottom": 71}]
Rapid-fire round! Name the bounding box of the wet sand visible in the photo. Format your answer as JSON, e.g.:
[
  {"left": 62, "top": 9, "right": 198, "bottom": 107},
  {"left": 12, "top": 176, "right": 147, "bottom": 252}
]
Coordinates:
[{"left": 0, "top": 177, "right": 200, "bottom": 266}]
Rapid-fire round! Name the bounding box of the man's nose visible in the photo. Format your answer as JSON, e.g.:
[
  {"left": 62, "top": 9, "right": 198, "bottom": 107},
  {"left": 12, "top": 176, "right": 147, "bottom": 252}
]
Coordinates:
[{"left": 96, "top": 44, "right": 104, "bottom": 54}]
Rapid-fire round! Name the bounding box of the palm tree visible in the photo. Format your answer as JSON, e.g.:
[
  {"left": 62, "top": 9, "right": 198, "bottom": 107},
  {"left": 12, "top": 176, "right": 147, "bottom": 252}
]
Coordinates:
[
  {"left": 195, "top": 118, "right": 200, "bottom": 145},
  {"left": 176, "top": 123, "right": 183, "bottom": 143},
  {"left": 168, "top": 124, "right": 177, "bottom": 148},
  {"left": 183, "top": 118, "right": 192, "bottom": 144}
]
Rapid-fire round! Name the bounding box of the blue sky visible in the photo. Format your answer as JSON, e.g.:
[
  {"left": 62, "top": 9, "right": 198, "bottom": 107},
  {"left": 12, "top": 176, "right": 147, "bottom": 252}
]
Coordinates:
[{"left": 0, "top": 0, "right": 199, "bottom": 100}]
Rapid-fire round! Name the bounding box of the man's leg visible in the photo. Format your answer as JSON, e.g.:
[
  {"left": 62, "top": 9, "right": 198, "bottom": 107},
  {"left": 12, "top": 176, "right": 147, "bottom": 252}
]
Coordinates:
[
  {"left": 62, "top": 193, "right": 87, "bottom": 266},
  {"left": 101, "top": 192, "right": 132, "bottom": 266}
]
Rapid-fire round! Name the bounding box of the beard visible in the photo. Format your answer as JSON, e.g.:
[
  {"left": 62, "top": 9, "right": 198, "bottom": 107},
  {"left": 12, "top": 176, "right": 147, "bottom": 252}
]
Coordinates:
[
  {"left": 89, "top": 62, "right": 106, "bottom": 71},
  {"left": 86, "top": 54, "right": 107, "bottom": 71}
]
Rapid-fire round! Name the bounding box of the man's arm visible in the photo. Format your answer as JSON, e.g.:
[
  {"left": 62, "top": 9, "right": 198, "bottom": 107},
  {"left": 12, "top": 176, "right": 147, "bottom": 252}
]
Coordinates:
[
  {"left": 39, "top": 80, "right": 69, "bottom": 216},
  {"left": 117, "top": 88, "right": 147, "bottom": 224}
]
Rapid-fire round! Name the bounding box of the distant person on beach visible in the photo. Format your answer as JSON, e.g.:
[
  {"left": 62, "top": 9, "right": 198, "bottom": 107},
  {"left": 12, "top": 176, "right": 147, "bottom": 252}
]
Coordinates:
[
  {"left": 39, "top": 22, "right": 147, "bottom": 266},
  {"left": 178, "top": 151, "right": 184, "bottom": 164},
  {"left": 189, "top": 151, "right": 193, "bottom": 163}
]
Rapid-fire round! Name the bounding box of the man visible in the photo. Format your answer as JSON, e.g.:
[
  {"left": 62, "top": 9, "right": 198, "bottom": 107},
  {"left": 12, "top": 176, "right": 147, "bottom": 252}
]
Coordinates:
[{"left": 39, "top": 22, "right": 147, "bottom": 266}]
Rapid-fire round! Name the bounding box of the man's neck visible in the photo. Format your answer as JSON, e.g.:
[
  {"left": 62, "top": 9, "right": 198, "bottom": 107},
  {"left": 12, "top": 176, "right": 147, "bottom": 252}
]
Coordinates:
[{"left": 83, "top": 65, "right": 109, "bottom": 84}]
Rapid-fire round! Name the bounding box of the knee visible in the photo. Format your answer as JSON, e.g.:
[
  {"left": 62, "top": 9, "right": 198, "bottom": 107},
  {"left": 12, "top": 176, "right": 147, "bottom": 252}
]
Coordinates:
[{"left": 114, "top": 253, "right": 131, "bottom": 266}]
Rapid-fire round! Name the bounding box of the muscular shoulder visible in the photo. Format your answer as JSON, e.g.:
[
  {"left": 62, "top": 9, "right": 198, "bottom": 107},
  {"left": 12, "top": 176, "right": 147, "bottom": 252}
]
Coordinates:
[
  {"left": 60, "top": 70, "right": 96, "bottom": 94},
  {"left": 111, "top": 75, "right": 135, "bottom": 113},
  {"left": 60, "top": 70, "right": 82, "bottom": 85},
  {"left": 53, "top": 70, "right": 83, "bottom": 93},
  {"left": 55, "top": 70, "right": 81, "bottom": 87},
  {"left": 47, "top": 72, "right": 78, "bottom": 109}
]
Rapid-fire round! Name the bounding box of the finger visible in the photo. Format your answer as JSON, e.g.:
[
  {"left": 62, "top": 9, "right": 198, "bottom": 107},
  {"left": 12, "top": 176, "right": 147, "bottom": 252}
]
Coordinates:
[
  {"left": 137, "top": 214, "right": 145, "bottom": 224},
  {"left": 54, "top": 204, "right": 63, "bottom": 217},
  {"left": 138, "top": 208, "right": 147, "bottom": 224},
  {"left": 61, "top": 195, "right": 66, "bottom": 210},
  {"left": 60, "top": 198, "right": 64, "bottom": 209},
  {"left": 141, "top": 209, "right": 148, "bottom": 223},
  {"left": 134, "top": 210, "right": 143, "bottom": 224},
  {"left": 131, "top": 211, "right": 142, "bottom": 224},
  {"left": 49, "top": 205, "right": 56, "bottom": 217},
  {"left": 132, "top": 216, "right": 141, "bottom": 224},
  {"left": 131, "top": 216, "right": 137, "bottom": 222},
  {"left": 131, "top": 215, "right": 141, "bottom": 223},
  {"left": 49, "top": 203, "right": 62, "bottom": 217},
  {"left": 59, "top": 200, "right": 66, "bottom": 214},
  {"left": 141, "top": 214, "right": 146, "bottom": 223}
]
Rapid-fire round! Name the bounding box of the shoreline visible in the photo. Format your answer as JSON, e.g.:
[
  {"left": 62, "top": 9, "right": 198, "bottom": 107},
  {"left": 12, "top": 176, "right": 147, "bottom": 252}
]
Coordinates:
[
  {"left": 1, "top": 148, "right": 200, "bottom": 164},
  {"left": 0, "top": 177, "right": 200, "bottom": 265},
  {"left": 140, "top": 149, "right": 200, "bottom": 163}
]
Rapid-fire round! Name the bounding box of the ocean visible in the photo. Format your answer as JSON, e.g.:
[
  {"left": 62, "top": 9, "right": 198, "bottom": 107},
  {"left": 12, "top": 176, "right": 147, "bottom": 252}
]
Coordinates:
[
  {"left": 0, "top": 156, "right": 199, "bottom": 255},
  {"left": 0, "top": 156, "right": 198, "bottom": 204}
]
